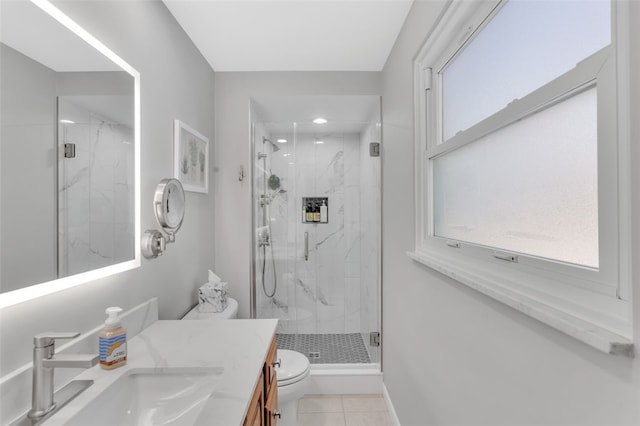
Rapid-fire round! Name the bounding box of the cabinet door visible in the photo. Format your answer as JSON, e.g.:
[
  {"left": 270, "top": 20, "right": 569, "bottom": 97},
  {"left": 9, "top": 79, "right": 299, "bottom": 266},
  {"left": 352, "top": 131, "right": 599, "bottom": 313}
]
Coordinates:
[
  {"left": 265, "top": 336, "right": 278, "bottom": 393},
  {"left": 244, "top": 373, "right": 264, "bottom": 426},
  {"left": 248, "top": 406, "right": 262, "bottom": 426},
  {"left": 265, "top": 379, "right": 279, "bottom": 426}
]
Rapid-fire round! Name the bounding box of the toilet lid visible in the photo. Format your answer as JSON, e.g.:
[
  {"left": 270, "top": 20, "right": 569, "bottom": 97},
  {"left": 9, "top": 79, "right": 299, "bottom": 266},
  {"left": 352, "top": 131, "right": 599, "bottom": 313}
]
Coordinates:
[
  {"left": 182, "top": 298, "right": 238, "bottom": 320},
  {"left": 275, "top": 350, "right": 310, "bottom": 386}
]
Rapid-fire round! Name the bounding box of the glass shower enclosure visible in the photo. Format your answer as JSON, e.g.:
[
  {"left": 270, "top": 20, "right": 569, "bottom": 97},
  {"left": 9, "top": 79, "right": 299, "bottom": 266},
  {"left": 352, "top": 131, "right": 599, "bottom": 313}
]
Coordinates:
[{"left": 251, "top": 95, "right": 381, "bottom": 367}]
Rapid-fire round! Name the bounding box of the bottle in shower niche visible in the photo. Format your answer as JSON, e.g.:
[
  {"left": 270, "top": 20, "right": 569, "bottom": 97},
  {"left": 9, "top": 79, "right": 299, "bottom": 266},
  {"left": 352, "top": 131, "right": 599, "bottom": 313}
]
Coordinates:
[
  {"left": 99, "top": 307, "right": 127, "bottom": 370},
  {"left": 306, "top": 201, "right": 314, "bottom": 222},
  {"left": 313, "top": 202, "right": 321, "bottom": 222},
  {"left": 320, "top": 200, "right": 328, "bottom": 223}
]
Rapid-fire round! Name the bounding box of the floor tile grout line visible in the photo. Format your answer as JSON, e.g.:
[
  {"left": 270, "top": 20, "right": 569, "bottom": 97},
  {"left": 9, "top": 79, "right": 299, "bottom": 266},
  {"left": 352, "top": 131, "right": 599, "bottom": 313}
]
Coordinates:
[{"left": 299, "top": 395, "right": 391, "bottom": 419}]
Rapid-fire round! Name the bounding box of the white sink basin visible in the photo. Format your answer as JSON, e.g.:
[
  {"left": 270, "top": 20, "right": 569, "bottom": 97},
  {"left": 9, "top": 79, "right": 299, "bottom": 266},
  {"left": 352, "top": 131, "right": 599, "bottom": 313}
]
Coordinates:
[{"left": 64, "top": 367, "right": 224, "bottom": 426}]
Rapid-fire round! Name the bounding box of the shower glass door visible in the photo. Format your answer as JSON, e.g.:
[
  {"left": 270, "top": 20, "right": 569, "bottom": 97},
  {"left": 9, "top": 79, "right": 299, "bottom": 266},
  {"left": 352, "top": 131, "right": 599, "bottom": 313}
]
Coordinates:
[
  {"left": 252, "top": 96, "right": 381, "bottom": 366},
  {"left": 253, "top": 121, "right": 301, "bottom": 333},
  {"left": 57, "top": 96, "right": 135, "bottom": 277}
]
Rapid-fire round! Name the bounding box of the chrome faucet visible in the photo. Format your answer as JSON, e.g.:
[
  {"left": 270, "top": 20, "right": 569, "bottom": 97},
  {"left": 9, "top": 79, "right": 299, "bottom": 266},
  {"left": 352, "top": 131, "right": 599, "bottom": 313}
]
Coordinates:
[{"left": 27, "top": 332, "right": 98, "bottom": 421}]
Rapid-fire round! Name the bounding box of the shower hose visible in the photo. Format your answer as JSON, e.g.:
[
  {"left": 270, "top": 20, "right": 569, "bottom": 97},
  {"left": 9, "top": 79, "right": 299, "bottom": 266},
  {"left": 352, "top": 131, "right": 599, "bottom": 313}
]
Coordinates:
[{"left": 261, "top": 222, "right": 277, "bottom": 298}]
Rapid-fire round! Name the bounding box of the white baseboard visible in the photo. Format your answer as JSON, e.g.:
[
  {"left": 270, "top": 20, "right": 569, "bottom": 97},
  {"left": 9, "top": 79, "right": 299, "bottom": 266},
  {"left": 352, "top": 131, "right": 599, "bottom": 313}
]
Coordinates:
[
  {"left": 383, "top": 382, "right": 401, "bottom": 426},
  {"left": 306, "top": 367, "right": 383, "bottom": 395}
]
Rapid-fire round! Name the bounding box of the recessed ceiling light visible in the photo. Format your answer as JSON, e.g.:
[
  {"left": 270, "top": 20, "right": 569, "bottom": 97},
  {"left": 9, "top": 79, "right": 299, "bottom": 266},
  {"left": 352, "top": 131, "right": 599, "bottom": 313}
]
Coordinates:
[
  {"left": 312, "top": 118, "right": 327, "bottom": 124},
  {"left": 277, "top": 139, "right": 287, "bottom": 143},
  {"left": 283, "top": 153, "right": 291, "bottom": 157},
  {"left": 60, "top": 119, "right": 75, "bottom": 124},
  {"left": 314, "top": 140, "right": 324, "bottom": 144}
]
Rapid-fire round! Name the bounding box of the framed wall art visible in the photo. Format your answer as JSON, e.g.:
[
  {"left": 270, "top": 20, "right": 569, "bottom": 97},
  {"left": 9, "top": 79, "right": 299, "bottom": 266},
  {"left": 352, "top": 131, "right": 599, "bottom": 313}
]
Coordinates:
[{"left": 174, "top": 119, "right": 209, "bottom": 193}]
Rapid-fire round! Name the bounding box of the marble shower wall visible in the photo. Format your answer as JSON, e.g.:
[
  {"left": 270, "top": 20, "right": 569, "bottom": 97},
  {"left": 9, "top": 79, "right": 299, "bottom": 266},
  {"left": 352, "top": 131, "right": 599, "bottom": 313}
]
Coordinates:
[
  {"left": 292, "top": 132, "right": 361, "bottom": 334},
  {"left": 254, "top": 129, "right": 357, "bottom": 334},
  {"left": 253, "top": 121, "right": 381, "bottom": 345},
  {"left": 57, "top": 97, "right": 134, "bottom": 277}
]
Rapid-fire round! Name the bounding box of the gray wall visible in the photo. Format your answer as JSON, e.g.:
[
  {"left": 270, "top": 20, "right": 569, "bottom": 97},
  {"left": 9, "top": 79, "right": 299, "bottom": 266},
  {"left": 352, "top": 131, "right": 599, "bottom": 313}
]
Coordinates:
[
  {"left": 0, "top": 0, "right": 215, "bottom": 386},
  {"left": 213, "top": 72, "right": 380, "bottom": 318},
  {"left": 56, "top": 71, "right": 134, "bottom": 97},
  {"left": 1, "top": 45, "right": 58, "bottom": 292},
  {"left": 380, "top": 1, "right": 640, "bottom": 425}
]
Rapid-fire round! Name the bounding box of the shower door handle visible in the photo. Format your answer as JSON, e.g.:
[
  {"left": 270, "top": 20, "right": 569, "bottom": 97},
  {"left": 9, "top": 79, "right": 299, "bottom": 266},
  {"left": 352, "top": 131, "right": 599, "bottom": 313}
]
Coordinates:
[{"left": 304, "top": 232, "right": 309, "bottom": 261}]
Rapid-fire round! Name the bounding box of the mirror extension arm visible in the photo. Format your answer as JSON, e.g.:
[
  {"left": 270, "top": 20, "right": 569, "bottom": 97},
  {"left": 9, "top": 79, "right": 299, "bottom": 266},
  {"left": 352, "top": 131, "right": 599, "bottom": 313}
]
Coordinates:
[{"left": 142, "top": 178, "right": 185, "bottom": 259}]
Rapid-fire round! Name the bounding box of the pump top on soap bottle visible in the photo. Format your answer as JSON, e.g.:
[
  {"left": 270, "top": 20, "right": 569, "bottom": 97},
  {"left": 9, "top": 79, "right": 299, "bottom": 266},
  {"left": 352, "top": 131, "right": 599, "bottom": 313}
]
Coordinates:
[
  {"left": 105, "top": 307, "right": 122, "bottom": 328},
  {"left": 99, "top": 306, "right": 127, "bottom": 370}
]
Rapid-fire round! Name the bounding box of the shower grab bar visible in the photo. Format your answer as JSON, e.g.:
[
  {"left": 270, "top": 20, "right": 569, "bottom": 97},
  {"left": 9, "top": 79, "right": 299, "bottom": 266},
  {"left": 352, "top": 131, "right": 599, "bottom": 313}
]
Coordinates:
[{"left": 304, "top": 232, "right": 309, "bottom": 261}]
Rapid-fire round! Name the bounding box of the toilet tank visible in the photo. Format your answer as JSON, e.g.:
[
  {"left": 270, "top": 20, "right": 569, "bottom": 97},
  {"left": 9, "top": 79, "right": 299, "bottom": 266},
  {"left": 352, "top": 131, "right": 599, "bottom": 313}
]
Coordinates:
[{"left": 181, "top": 298, "right": 238, "bottom": 320}]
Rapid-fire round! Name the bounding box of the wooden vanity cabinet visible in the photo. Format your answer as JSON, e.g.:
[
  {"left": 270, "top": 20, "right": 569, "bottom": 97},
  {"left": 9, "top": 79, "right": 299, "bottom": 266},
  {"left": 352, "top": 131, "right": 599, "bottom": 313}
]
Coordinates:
[
  {"left": 244, "top": 336, "right": 278, "bottom": 426},
  {"left": 245, "top": 373, "right": 264, "bottom": 426},
  {"left": 264, "top": 336, "right": 278, "bottom": 426},
  {"left": 264, "top": 381, "right": 278, "bottom": 426}
]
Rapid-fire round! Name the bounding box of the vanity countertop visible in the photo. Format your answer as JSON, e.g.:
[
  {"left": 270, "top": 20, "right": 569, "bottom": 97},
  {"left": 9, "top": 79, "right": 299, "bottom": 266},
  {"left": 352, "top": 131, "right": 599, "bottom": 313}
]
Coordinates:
[{"left": 43, "top": 319, "right": 278, "bottom": 426}]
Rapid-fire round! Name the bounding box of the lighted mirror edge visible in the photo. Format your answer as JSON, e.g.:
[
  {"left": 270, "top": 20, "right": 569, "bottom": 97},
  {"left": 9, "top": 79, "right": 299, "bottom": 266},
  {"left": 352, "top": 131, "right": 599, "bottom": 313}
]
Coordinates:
[
  {"left": 0, "top": 260, "right": 140, "bottom": 309},
  {"left": 0, "top": 0, "right": 142, "bottom": 309}
]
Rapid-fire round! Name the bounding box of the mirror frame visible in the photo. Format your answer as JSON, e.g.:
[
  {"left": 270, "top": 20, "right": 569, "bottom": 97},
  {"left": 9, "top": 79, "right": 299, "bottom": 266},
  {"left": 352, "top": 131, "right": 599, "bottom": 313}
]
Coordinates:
[{"left": 0, "top": 0, "right": 140, "bottom": 308}]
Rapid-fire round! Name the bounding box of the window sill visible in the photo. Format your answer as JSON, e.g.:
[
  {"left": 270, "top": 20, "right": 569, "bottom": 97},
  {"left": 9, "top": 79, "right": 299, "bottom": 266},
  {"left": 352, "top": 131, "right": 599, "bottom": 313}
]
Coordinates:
[{"left": 407, "top": 250, "right": 634, "bottom": 357}]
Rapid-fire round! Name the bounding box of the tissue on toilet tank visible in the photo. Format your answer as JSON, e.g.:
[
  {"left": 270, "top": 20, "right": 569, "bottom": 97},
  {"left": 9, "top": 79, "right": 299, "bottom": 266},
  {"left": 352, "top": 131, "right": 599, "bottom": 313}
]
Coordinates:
[{"left": 198, "top": 281, "right": 228, "bottom": 313}]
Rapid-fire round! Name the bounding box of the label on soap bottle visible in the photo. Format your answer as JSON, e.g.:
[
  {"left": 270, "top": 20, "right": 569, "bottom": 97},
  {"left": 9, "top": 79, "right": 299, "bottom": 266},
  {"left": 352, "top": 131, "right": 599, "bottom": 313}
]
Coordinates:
[
  {"left": 313, "top": 203, "right": 321, "bottom": 222},
  {"left": 99, "top": 334, "right": 127, "bottom": 366}
]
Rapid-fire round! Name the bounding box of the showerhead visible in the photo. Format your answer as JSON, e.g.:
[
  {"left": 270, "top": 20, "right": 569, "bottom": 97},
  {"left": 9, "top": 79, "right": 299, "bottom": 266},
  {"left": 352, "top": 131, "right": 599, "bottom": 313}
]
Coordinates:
[{"left": 262, "top": 136, "right": 280, "bottom": 152}]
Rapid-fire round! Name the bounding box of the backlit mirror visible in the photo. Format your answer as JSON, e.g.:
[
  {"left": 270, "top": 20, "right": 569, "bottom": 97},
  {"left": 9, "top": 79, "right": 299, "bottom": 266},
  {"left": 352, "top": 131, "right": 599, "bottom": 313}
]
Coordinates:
[{"left": 0, "top": 0, "right": 140, "bottom": 307}]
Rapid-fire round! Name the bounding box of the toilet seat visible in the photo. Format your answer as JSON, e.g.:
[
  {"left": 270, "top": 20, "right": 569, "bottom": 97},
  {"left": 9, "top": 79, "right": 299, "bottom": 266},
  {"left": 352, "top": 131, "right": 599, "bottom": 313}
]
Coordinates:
[{"left": 275, "top": 350, "right": 311, "bottom": 387}]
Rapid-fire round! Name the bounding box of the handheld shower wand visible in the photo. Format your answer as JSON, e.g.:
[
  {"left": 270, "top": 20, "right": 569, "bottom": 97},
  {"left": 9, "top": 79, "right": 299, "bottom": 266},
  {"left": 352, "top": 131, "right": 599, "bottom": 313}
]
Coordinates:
[{"left": 258, "top": 136, "right": 277, "bottom": 298}]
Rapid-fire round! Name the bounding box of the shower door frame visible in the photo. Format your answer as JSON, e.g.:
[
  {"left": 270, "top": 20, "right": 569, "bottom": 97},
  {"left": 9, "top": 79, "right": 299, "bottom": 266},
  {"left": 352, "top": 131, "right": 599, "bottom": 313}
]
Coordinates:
[{"left": 248, "top": 99, "right": 384, "bottom": 371}]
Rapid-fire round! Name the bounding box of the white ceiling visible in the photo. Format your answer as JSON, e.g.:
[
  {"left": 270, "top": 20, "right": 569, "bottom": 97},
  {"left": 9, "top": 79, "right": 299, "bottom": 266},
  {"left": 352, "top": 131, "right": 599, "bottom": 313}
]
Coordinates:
[
  {"left": 252, "top": 95, "right": 380, "bottom": 133},
  {"left": 162, "top": 0, "right": 414, "bottom": 72}
]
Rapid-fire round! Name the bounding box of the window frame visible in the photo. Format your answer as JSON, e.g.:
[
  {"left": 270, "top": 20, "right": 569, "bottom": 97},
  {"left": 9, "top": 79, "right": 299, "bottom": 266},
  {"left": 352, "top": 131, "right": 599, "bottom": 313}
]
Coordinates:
[{"left": 411, "top": 0, "right": 633, "bottom": 355}]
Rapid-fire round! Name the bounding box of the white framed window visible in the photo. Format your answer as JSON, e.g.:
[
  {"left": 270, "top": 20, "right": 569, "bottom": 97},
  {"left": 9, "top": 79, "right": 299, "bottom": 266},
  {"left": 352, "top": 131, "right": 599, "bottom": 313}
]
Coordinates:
[{"left": 411, "top": 0, "right": 633, "bottom": 355}]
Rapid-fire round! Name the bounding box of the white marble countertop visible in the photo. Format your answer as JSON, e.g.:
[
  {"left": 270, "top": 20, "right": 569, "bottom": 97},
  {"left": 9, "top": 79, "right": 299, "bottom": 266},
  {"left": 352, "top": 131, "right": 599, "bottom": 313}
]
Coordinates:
[{"left": 42, "top": 319, "right": 278, "bottom": 426}]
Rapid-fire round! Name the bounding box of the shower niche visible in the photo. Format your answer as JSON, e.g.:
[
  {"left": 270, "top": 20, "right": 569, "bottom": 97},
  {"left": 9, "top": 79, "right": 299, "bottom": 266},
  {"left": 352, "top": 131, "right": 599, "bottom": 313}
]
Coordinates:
[
  {"left": 302, "top": 197, "right": 328, "bottom": 223},
  {"left": 251, "top": 95, "right": 381, "bottom": 367}
]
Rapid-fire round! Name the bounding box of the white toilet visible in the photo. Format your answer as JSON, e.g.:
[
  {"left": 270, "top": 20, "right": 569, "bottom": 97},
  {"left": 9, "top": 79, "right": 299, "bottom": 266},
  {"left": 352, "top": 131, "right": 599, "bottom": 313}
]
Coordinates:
[
  {"left": 181, "top": 297, "right": 238, "bottom": 320},
  {"left": 274, "top": 349, "right": 311, "bottom": 426},
  {"left": 181, "top": 297, "right": 311, "bottom": 425}
]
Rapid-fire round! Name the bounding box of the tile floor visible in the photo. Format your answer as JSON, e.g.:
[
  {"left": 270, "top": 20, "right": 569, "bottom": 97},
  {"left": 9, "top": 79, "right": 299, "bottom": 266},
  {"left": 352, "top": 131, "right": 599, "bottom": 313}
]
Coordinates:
[
  {"left": 276, "top": 334, "right": 372, "bottom": 364},
  {"left": 296, "top": 394, "right": 392, "bottom": 426}
]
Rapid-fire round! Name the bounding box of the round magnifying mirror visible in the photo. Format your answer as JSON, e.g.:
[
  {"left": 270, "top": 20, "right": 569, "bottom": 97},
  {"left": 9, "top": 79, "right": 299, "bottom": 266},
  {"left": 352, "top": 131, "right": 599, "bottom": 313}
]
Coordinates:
[{"left": 153, "top": 178, "right": 185, "bottom": 234}]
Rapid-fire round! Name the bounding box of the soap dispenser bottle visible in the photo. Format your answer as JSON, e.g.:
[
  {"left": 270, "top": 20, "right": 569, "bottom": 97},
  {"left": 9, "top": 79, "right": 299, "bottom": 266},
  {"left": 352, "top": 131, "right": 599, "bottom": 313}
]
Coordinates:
[
  {"left": 99, "top": 307, "right": 127, "bottom": 370},
  {"left": 306, "top": 201, "right": 314, "bottom": 222},
  {"left": 320, "top": 200, "right": 328, "bottom": 223}
]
